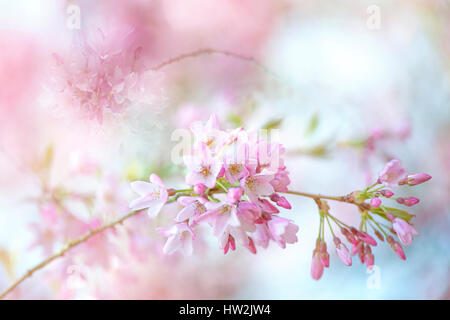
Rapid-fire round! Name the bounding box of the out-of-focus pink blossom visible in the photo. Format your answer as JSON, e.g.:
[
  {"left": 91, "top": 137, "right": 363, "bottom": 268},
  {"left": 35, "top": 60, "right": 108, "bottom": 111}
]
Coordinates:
[
  {"left": 157, "top": 223, "right": 195, "bottom": 256},
  {"left": 129, "top": 174, "right": 168, "bottom": 218}
]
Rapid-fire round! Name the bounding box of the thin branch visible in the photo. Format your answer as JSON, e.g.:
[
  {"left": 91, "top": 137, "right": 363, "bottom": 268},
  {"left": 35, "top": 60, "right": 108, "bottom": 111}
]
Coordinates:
[
  {"left": 284, "top": 190, "right": 370, "bottom": 211},
  {"left": 284, "top": 190, "right": 346, "bottom": 202},
  {"left": 0, "top": 210, "right": 141, "bottom": 300},
  {"left": 150, "top": 48, "right": 277, "bottom": 77}
]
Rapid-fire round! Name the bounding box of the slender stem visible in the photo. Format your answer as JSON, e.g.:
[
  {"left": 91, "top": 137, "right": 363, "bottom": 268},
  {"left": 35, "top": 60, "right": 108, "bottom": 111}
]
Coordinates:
[
  {"left": 325, "top": 214, "right": 336, "bottom": 238},
  {"left": 284, "top": 190, "right": 346, "bottom": 202},
  {"left": 368, "top": 215, "right": 389, "bottom": 237},
  {"left": 0, "top": 209, "right": 145, "bottom": 300},
  {"left": 215, "top": 180, "right": 228, "bottom": 193},
  {"left": 150, "top": 48, "right": 276, "bottom": 77},
  {"left": 328, "top": 214, "right": 351, "bottom": 229}
]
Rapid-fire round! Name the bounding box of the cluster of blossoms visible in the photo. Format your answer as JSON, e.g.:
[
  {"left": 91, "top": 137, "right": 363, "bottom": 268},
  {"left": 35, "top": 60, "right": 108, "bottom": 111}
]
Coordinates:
[
  {"left": 310, "top": 159, "right": 431, "bottom": 280},
  {"left": 48, "top": 28, "right": 158, "bottom": 123},
  {"left": 130, "top": 114, "right": 298, "bottom": 256},
  {"left": 128, "top": 115, "right": 431, "bottom": 280}
]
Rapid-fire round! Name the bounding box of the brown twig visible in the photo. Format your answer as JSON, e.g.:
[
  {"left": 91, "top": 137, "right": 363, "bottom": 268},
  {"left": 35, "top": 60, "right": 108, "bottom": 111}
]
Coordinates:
[
  {"left": 0, "top": 210, "right": 141, "bottom": 300},
  {"left": 150, "top": 48, "right": 277, "bottom": 77}
]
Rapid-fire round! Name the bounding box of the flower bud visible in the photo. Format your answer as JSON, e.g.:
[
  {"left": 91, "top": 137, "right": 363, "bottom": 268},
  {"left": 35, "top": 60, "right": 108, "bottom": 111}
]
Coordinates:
[
  {"left": 194, "top": 183, "right": 206, "bottom": 195},
  {"left": 379, "top": 190, "right": 394, "bottom": 198},
  {"left": 406, "top": 173, "right": 431, "bottom": 186},
  {"left": 370, "top": 197, "right": 382, "bottom": 208}
]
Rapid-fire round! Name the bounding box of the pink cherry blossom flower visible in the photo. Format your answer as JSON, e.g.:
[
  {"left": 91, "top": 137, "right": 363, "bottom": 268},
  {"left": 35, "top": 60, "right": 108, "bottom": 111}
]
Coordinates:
[
  {"left": 196, "top": 202, "right": 242, "bottom": 237},
  {"left": 391, "top": 217, "right": 418, "bottom": 246},
  {"left": 241, "top": 174, "right": 274, "bottom": 202},
  {"left": 174, "top": 197, "right": 207, "bottom": 223},
  {"left": 129, "top": 174, "right": 168, "bottom": 218},
  {"left": 270, "top": 166, "right": 290, "bottom": 192},
  {"left": 227, "top": 187, "right": 243, "bottom": 204},
  {"left": 378, "top": 159, "right": 408, "bottom": 188},
  {"left": 157, "top": 223, "right": 195, "bottom": 256},
  {"left": 267, "top": 216, "right": 299, "bottom": 249},
  {"left": 48, "top": 28, "right": 159, "bottom": 123},
  {"left": 184, "top": 144, "right": 222, "bottom": 188},
  {"left": 223, "top": 161, "right": 250, "bottom": 184},
  {"left": 190, "top": 114, "right": 228, "bottom": 154}
]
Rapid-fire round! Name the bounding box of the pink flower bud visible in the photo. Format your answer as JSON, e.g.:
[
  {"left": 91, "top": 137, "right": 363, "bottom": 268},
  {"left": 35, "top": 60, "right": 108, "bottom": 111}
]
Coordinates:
[
  {"left": 333, "top": 236, "right": 341, "bottom": 246},
  {"left": 358, "top": 231, "right": 377, "bottom": 246},
  {"left": 379, "top": 189, "right": 394, "bottom": 198},
  {"left": 351, "top": 241, "right": 362, "bottom": 255},
  {"left": 223, "top": 235, "right": 236, "bottom": 254},
  {"left": 365, "top": 253, "right": 374, "bottom": 268},
  {"left": 227, "top": 187, "right": 243, "bottom": 204},
  {"left": 396, "top": 197, "right": 405, "bottom": 204},
  {"left": 403, "top": 197, "right": 419, "bottom": 207},
  {"left": 194, "top": 183, "right": 206, "bottom": 194},
  {"left": 392, "top": 217, "right": 418, "bottom": 246},
  {"left": 374, "top": 230, "right": 384, "bottom": 242},
  {"left": 270, "top": 193, "right": 292, "bottom": 209},
  {"left": 320, "top": 253, "right": 330, "bottom": 268},
  {"left": 391, "top": 241, "right": 406, "bottom": 260},
  {"left": 370, "top": 197, "right": 382, "bottom": 208},
  {"left": 311, "top": 252, "right": 324, "bottom": 280},
  {"left": 246, "top": 237, "right": 257, "bottom": 254},
  {"left": 336, "top": 243, "right": 352, "bottom": 266},
  {"left": 358, "top": 245, "right": 366, "bottom": 264},
  {"left": 407, "top": 173, "right": 431, "bottom": 186}
]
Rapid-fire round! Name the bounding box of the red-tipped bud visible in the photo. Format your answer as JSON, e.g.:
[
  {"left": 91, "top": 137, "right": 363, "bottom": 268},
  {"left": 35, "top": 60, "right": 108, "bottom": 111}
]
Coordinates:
[
  {"left": 403, "top": 197, "right": 420, "bottom": 207},
  {"left": 379, "top": 190, "right": 394, "bottom": 198},
  {"left": 406, "top": 173, "right": 431, "bottom": 186},
  {"left": 358, "top": 231, "right": 377, "bottom": 246},
  {"left": 391, "top": 241, "right": 406, "bottom": 260}
]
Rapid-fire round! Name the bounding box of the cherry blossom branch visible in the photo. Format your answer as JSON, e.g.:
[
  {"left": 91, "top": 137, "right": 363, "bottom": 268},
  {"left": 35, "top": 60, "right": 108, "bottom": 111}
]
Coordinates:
[
  {"left": 150, "top": 48, "right": 277, "bottom": 76},
  {"left": 0, "top": 209, "right": 141, "bottom": 300},
  {"left": 0, "top": 186, "right": 351, "bottom": 299},
  {"left": 284, "top": 190, "right": 370, "bottom": 211}
]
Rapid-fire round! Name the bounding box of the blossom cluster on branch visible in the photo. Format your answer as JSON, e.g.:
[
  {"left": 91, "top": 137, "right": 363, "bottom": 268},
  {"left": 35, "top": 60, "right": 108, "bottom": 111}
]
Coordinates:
[
  {"left": 130, "top": 115, "right": 297, "bottom": 256},
  {"left": 129, "top": 115, "right": 432, "bottom": 280}
]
